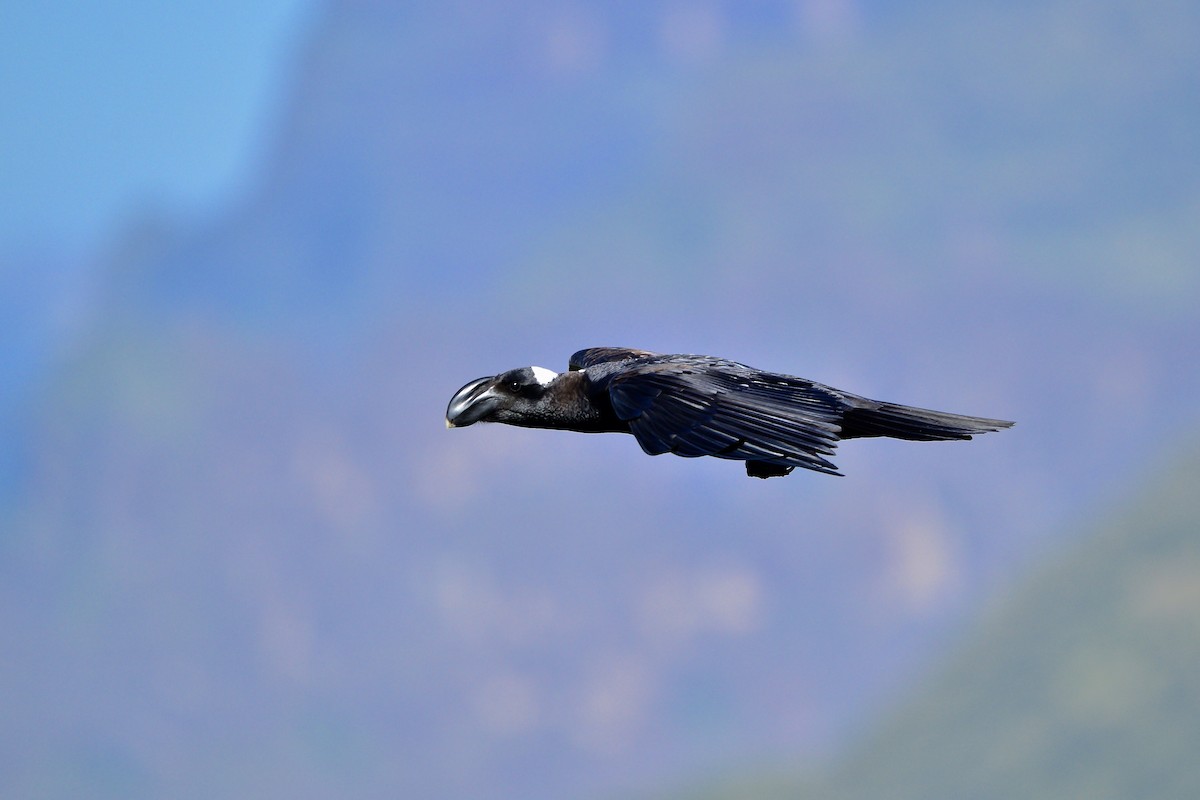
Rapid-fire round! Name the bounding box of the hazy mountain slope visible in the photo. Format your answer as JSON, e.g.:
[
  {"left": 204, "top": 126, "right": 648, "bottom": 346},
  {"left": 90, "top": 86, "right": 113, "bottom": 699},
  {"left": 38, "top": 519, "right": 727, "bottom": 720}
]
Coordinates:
[
  {"left": 826, "top": 444, "right": 1200, "bottom": 800},
  {"left": 669, "top": 437, "right": 1200, "bottom": 800},
  {"left": 2, "top": 2, "right": 1198, "bottom": 800}
]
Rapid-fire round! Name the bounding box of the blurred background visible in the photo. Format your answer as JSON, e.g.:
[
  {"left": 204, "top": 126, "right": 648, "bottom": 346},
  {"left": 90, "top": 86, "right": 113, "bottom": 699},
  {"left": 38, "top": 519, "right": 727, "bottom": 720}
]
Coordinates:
[{"left": 2, "top": 1, "right": 1199, "bottom": 798}]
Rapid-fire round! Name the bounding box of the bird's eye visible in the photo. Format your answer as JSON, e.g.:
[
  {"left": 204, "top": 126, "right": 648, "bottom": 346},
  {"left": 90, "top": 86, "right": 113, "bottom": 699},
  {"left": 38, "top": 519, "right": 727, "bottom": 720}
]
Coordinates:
[{"left": 509, "top": 380, "right": 522, "bottom": 392}]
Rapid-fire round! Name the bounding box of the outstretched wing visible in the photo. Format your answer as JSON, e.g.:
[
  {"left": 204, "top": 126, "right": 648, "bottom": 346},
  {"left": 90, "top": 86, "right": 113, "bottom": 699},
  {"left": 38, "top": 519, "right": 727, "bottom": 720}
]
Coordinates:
[{"left": 604, "top": 363, "right": 847, "bottom": 476}]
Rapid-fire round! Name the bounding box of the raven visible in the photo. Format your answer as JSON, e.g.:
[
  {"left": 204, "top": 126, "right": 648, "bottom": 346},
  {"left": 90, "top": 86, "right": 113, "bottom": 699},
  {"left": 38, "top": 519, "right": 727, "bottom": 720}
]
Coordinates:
[{"left": 446, "top": 347, "right": 1012, "bottom": 478}]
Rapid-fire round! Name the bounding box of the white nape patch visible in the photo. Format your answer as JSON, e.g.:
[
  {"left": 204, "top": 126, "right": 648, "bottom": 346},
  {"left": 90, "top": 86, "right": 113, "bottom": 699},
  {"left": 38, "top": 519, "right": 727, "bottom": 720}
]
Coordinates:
[{"left": 530, "top": 366, "right": 559, "bottom": 386}]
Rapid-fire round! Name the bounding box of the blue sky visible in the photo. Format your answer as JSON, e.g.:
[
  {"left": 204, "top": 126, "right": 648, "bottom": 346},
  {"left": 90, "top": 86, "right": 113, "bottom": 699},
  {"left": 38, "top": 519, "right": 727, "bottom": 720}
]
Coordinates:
[{"left": 0, "top": 1, "right": 317, "bottom": 258}]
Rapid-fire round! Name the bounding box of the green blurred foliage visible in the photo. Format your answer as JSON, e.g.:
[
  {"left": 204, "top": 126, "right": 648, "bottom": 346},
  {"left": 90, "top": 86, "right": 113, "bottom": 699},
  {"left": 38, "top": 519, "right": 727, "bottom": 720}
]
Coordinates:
[{"left": 669, "top": 438, "right": 1200, "bottom": 800}]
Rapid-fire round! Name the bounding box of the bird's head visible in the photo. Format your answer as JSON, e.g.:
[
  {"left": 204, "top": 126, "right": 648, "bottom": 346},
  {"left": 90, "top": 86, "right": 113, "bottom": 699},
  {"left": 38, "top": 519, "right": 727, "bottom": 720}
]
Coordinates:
[{"left": 445, "top": 366, "right": 560, "bottom": 428}]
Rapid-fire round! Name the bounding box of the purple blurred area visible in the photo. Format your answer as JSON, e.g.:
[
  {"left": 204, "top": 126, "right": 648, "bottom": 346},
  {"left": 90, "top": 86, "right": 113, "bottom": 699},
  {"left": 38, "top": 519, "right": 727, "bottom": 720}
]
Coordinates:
[{"left": 2, "top": 1, "right": 1198, "bottom": 798}]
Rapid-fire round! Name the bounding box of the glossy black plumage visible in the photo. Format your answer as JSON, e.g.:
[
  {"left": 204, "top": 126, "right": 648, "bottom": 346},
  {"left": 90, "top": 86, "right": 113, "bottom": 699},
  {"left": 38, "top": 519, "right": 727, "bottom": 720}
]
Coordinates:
[{"left": 446, "top": 347, "right": 1013, "bottom": 478}]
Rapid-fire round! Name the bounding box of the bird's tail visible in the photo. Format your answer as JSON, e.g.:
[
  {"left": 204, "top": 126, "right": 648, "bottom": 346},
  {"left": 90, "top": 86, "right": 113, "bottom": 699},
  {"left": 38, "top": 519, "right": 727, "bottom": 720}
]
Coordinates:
[{"left": 840, "top": 398, "right": 1014, "bottom": 441}]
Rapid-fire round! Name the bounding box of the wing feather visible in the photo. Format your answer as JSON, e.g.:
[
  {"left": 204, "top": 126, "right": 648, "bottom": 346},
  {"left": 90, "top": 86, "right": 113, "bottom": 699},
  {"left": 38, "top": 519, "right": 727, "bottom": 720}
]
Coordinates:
[
  {"left": 569, "top": 347, "right": 658, "bottom": 371},
  {"left": 605, "top": 366, "right": 847, "bottom": 475}
]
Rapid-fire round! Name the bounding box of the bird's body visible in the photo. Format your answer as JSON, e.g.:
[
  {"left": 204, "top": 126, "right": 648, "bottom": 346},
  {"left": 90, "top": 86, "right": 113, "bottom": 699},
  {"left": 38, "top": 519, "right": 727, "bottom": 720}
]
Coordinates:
[{"left": 446, "top": 347, "right": 1013, "bottom": 478}]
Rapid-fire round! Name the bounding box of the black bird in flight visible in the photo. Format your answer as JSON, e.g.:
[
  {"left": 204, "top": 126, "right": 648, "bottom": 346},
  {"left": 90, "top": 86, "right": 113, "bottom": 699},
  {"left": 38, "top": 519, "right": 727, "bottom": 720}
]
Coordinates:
[{"left": 446, "top": 347, "right": 1013, "bottom": 478}]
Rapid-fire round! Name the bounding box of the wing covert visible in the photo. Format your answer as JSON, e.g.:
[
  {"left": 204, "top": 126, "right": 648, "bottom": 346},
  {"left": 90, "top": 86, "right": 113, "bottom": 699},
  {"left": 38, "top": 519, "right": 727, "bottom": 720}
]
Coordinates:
[{"left": 569, "top": 347, "right": 658, "bottom": 371}]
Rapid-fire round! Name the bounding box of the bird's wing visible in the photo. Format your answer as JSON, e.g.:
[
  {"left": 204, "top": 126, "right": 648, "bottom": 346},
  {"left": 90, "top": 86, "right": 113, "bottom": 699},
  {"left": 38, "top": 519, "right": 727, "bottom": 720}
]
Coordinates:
[
  {"left": 568, "top": 347, "right": 658, "bottom": 371},
  {"left": 605, "top": 364, "right": 847, "bottom": 475}
]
